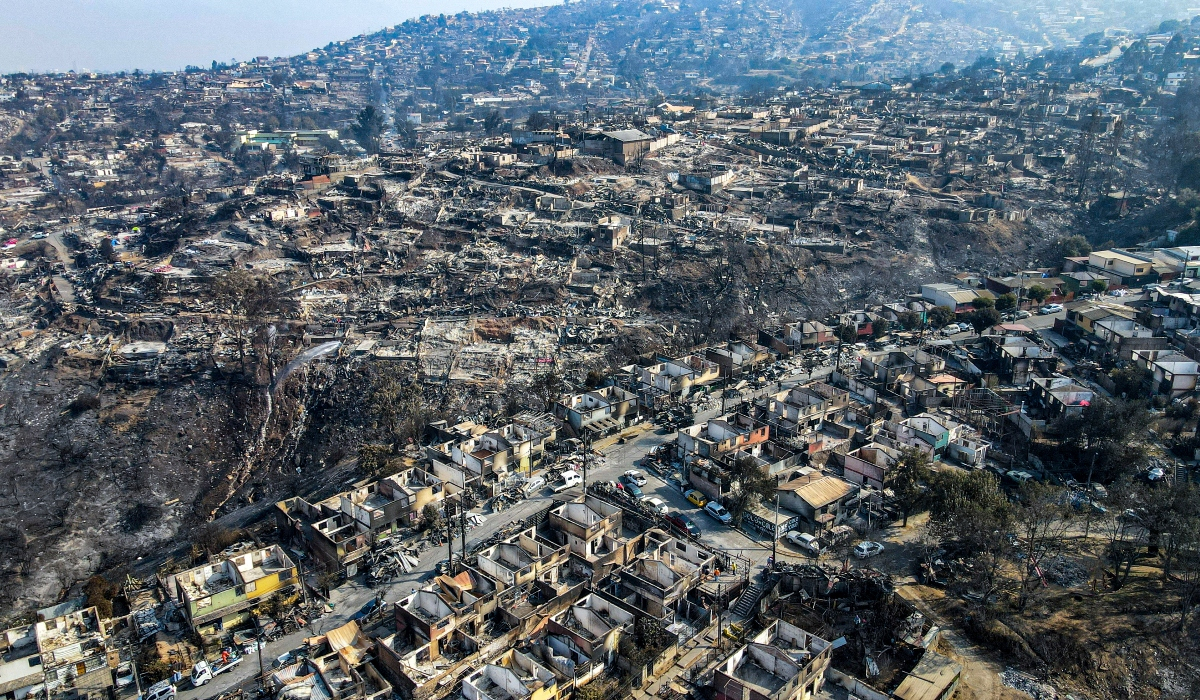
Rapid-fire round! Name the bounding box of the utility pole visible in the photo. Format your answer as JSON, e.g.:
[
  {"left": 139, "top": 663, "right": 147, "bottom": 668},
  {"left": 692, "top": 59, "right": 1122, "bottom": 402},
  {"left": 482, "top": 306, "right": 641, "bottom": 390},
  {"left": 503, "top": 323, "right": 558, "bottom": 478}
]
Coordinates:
[
  {"left": 772, "top": 486, "right": 780, "bottom": 565},
  {"left": 716, "top": 582, "right": 724, "bottom": 651},
  {"left": 126, "top": 638, "right": 143, "bottom": 700},
  {"left": 1083, "top": 452, "right": 1097, "bottom": 539},
  {"left": 446, "top": 500, "right": 455, "bottom": 574},
  {"left": 459, "top": 497, "right": 467, "bottom": 561}
]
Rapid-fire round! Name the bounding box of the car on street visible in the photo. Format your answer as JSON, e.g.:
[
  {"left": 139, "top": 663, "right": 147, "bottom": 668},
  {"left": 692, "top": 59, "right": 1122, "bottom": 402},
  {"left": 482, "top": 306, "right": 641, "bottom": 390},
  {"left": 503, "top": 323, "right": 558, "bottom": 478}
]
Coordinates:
[
  {"left": 31, "top": 233, "right": 47, "bottom": 240},
  {"left": 853, "top": 541, "right": 885, "bottom": 559},
  {"left": 684, "top": 489, "right": 708, "bottom": 507},
  {"left": 618, "top": 476, "right": 644, "bottom": 499},
  {"left": 1039, "top": 303, "right": 1063, "bottom": 315},
  {"left": 704, "top": 501, "right": 732, "bottom": 524},
  {"left": 641, "top": 496, "right": 668, "bottom": 514},
  {"left": 1014, "top": 310, "right": 1032, "bottom": 319},
  {"left": 666, "top": 512, "right": 700, "bottom": 536},
  {"left": 785, "top": 531, "right": 820, "bottom": 554},
  {"left": 144, "top": 680, "right": 176, "bottom": 700},
  {"left": 623, "top": 469, "right": 647, "bottom": 486}
]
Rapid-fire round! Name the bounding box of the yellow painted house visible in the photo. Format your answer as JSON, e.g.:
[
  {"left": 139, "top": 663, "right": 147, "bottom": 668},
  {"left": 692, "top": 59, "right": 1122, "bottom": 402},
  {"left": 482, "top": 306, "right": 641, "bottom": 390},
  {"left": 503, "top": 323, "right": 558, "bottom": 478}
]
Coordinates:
[{"left": 165, "top": 545, "right": 298, "bottom": 636}]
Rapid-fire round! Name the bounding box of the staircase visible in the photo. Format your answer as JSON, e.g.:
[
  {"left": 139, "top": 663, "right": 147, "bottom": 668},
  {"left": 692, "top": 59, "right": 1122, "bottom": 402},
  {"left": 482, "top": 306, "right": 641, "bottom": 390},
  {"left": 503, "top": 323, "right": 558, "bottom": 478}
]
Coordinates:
[{"left": 731, "top": 581, "right": 767, "bottom": 619}]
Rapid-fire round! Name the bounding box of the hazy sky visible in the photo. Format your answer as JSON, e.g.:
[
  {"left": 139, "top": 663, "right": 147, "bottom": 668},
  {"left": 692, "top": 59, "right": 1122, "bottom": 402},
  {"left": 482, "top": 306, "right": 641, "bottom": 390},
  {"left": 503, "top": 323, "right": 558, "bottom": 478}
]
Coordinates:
[{"left": 0, "top": 0, "right": 558, "bottom": 74}]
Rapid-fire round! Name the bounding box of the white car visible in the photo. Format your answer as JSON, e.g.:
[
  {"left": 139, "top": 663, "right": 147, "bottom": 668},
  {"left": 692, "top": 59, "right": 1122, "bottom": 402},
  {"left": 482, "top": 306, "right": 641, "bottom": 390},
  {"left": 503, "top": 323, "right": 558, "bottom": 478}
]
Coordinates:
[
  {"left": 853, "top": 541, "right": 885, "bottom": 559},
  {"left": 623, "top": 469, "right": 647, "bottom": 487},
  {"left": 115, "top": 663, "right": 135, "bottom": 689},
  {"left": 785, "top": 531, "right": 820, "bottom": 554},
  {"left": 1038, "top": 304, "right": 1063, "bottom": 315},
  {"left": 144, "top": 680, "right": 176, "bottom": 700},
  {"left": 704, "top": 501, "right": 732, "bottom": 524},
  {"left": 641, "top": 496, "right": 669, "bottom": 515}
]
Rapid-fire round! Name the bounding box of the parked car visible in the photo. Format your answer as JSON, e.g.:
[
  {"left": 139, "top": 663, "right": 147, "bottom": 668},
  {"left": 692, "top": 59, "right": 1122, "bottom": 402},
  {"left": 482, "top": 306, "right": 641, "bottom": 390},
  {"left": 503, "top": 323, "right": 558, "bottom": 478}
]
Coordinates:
[
  {"left": 1039, "top": 303, "right": 1063, "bottom": 315},
  {"left": 704, "top": 501, "right": 732, "bottom": 524},
  {"left": 853, "top": 541, "right": 885, "bottom": 559},
  {"left": 666, "top": 512, "right": 701, "bottom": 537},
  {"left": 618, "top": 476, "right": 643, "bottom": 499},
  {"left": 115, "top": 663, "right": 135, "bottom": 689},
  {"left": 522, "top": 475, "right": 546, "bottom": 495},
  {"left": 684, "top": 489, "right": 708, "bottom": 507},
  {"left": 641, "top": 496, "right": 668, "bottom": 515},
  {"left": 785, "top": 531, "right": 820, "bottom": 555},
  {"left": 1014, "top": 310, "right": 1032, "bottom": 319},
  {"left": 623, "top": 469, "right": 647, "bottom": 486},
  {"left": 144, "top": 680, "right": 176, "bottom": 700}
]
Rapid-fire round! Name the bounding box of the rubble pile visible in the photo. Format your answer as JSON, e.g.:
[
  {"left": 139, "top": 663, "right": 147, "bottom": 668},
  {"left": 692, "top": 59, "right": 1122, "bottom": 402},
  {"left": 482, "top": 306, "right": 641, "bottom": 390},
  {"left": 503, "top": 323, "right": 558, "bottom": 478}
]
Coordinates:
[
  {"left": 1040, "top": 556, "right": 1089, "bottom": 588},
  {"left": 1001, "top": 668, "right": 1061, "bottom": 699}
]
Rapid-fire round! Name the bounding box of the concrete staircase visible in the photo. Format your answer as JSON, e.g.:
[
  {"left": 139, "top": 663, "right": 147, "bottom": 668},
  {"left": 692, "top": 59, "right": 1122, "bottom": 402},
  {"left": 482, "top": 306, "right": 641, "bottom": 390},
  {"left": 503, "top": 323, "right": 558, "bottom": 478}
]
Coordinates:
[{"left": 731, "top": 580, "right": 767, "bottom": 619}]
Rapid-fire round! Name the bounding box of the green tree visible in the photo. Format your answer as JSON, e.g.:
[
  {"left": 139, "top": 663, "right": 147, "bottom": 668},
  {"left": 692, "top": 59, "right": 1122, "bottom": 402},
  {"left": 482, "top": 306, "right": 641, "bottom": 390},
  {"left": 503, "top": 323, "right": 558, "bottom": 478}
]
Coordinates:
[
  {"left": 928, "top": 306, "right": 956, "bottom": 327},
  {"left": 1090, "top": 278, "right": 1109, "bottom": 293},
  {"left": 836, "top": 324, "right": 858, "bottom": 344},
  {"left": 483, "top": 110, "right": 503, "bottom": 135},
  {"left": 968, "top": 307, "right": 1001, "bottom": 334},
  {"left": 871, "top": 318, "right": 890, "bottom": 339},
  {"left": 352, "top": 105, "right": 384, "bottom": 154},
  {"left": 420, "top": 503, "right": 444, "bottom": 532},
  {"left": 357, "top": 443, "right": 391, "bottom": 478},
  {"left": 723, "top": 456, "right": 775, "bottom": 526},
  {"left": 525, "top": 111, "right": 551, "bottom": 131},
  {"left": 892, "top": 447, "right": 930, "bottom": 527},
  {"left": 995, "top": 293, "right": 1018, "bottom": 312},
  {"left": 897, "top": 310, "right": 923, "bottom": 330},
  {"left": 1027, "top": 284, "right": 1051, "bottom": 303},
  {"left": 972, "top": 296, "right": 995, "bottom": 310},
  {"left": 1057, "top": 234, "right": 1093, "bottom": 259},
  {"left": 1109, "top": 366, "right": 1154, "bottom": 400},
  {"left": 925, "top": 470, "right": 1013, "bottom": 603}
]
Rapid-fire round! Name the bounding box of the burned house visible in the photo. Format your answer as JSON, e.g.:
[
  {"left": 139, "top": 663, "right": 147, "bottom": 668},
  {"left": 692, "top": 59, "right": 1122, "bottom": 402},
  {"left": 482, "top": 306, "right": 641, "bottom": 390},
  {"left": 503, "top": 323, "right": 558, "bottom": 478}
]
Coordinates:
[
  {"left": 713, "top": 620, "right": 832, "bottom": 700},
  {"left": 276, "top": 469, "right": 444, "bottom": 571}
]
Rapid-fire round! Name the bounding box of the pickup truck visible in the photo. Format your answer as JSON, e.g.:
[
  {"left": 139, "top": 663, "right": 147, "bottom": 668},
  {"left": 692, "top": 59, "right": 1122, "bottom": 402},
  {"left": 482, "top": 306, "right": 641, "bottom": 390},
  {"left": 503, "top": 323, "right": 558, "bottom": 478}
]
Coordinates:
[
  {"left": 190, "top": 651, "right": 242, "bottom": 687},
  {"left": 552, "top": 471, "right": 582, "bottom": 492}
]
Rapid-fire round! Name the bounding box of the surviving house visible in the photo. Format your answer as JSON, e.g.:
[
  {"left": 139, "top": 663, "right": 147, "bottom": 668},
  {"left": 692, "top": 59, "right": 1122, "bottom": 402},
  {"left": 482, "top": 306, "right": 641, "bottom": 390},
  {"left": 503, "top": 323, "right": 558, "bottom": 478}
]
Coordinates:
[
  {"left": 777, "top": 471, "right": 859, "bottom": 534},
  {"left": 841, "top": 443, "right": 900, "bottom": 489}
]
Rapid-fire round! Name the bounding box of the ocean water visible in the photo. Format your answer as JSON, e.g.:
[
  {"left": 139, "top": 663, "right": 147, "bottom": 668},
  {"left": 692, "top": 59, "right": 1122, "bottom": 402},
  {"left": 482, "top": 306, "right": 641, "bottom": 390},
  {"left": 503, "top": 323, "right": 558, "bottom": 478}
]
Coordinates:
[{"left": 0, "top": 0, "right": 558, "bottom": 74}]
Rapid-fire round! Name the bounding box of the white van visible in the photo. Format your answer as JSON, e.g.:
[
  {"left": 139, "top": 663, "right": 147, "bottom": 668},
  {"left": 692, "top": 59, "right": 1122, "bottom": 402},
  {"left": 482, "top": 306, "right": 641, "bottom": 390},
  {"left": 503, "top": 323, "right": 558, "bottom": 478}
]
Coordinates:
[{"left": 552, "top": 471, "right": 582, "bottom": 492}]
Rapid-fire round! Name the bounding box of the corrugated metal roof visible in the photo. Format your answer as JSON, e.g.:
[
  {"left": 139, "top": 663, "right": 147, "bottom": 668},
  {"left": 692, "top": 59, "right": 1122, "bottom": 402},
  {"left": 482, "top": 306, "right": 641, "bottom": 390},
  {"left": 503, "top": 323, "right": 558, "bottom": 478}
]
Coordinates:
[
  {"left": 892, "top": 651, "right": 962, "bottom": 700},
  {"left": 780, "top": 475, "right": 856, "bottom": 508}
]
